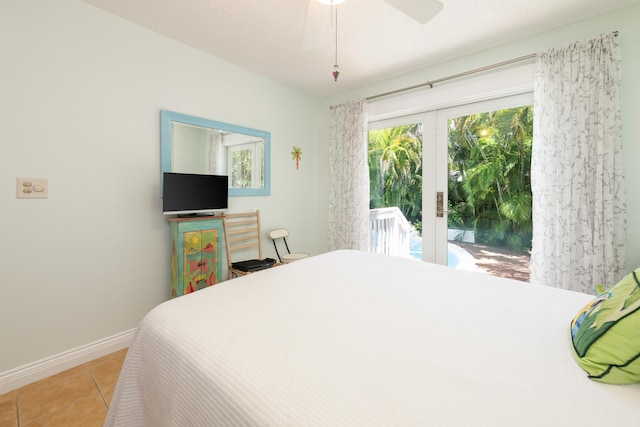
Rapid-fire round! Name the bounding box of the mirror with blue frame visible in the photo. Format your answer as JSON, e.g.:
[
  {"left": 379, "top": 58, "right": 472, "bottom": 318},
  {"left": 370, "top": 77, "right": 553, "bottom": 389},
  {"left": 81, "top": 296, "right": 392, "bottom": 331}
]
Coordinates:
[{"left": 160, "top": 110, "right": 271, "bottom": 196}]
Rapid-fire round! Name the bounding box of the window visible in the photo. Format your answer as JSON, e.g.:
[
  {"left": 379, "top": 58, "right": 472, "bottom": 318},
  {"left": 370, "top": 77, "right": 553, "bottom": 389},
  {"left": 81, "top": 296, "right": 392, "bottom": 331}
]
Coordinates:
[{"left": 225, "top": 139, "right": 264, "bottom": 189}]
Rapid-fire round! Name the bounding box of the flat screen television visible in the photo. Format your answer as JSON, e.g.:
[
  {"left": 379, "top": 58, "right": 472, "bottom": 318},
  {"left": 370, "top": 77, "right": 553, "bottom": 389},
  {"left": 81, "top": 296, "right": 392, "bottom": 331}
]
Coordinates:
[{"left": 162, "top": 172, "right": 228, "bottom": 216}]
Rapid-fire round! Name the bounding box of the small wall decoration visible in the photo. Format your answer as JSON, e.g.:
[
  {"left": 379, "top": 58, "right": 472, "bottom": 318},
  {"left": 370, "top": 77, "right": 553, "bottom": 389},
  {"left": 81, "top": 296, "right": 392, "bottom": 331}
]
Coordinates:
[{"left": 291, "top": 146, "right": 302, "bottom": 170}]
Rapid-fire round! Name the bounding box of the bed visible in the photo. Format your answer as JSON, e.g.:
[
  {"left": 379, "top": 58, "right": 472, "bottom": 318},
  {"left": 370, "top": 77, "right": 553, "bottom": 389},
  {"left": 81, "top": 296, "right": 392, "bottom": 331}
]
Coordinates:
[{"left": 105, "top": 250, "right": 640, "bottom": 426}]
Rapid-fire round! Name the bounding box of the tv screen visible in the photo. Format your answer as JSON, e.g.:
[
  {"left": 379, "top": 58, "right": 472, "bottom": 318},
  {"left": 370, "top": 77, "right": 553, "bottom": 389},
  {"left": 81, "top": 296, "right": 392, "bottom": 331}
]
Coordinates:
[{"left": 162, "top": 172, "right": 228, "bottom": 216}]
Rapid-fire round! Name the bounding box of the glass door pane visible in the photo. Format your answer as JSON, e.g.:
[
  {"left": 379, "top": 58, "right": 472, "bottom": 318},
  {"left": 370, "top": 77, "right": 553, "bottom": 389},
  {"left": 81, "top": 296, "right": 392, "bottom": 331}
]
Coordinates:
[
  {"left": 368, "top": 120, "right": 424, "bottom": 260},
  {"left": 436, "top": 95, "right": 533, "bottom": 281}
]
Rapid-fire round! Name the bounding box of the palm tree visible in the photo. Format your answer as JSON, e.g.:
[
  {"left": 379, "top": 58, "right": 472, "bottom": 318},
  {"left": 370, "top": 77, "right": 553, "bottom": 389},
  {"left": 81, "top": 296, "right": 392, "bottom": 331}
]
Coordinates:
[
  {"left": 448, "top": 106, "right": 533, "bottom": 251},
  {"left": 368, "top": 124, "right": 423, "bottom": 226}
]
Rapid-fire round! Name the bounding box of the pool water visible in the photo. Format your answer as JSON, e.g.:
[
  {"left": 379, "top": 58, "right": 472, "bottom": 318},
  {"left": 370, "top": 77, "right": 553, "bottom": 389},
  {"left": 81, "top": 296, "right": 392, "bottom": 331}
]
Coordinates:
[
  {"left": 409, "top": 239, "right": 456, "bottom": 266},
  {"left": 409, "top": 237, "right": 477, "bottom": 270}
]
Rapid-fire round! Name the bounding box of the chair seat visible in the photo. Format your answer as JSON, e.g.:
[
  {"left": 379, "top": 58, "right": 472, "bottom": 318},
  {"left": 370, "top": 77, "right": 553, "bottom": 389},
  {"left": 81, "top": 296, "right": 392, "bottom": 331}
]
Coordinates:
[{"left": 281, "top": 252, "right": 308, "bottom": 263}]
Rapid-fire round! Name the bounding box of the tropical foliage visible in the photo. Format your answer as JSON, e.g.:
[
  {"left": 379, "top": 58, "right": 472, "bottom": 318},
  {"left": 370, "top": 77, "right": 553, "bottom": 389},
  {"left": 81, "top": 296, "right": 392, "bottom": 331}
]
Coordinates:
[
  {"left": 368, "top": 124, "right": 423, "bottom": 228},
  {"left": 368, "top": 106, "right": 533, "bottom": 253},
  {"left": 448, "top": 106, "right": 533, "bottom": 252},
  {"left": 229, "top": 145, "right": 264, "bottom": 188},
  {"left": 231, "top": 149, "right": 252, "bottom": 188}
]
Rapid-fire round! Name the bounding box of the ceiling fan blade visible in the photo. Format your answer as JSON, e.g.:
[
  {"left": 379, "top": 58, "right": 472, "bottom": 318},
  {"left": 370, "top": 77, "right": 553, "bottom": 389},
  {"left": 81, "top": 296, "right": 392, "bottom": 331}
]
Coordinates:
[
  {"left": 301, "top": 0, "right": 330, "bottom": 51},
  {"left": 383, "top": 0, "right": 443, "bottom": 24}
]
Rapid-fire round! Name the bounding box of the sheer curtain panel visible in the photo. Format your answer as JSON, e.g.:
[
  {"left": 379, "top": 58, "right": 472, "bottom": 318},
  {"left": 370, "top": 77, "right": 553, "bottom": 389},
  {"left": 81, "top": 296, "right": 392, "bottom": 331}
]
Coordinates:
[
  {"left": 207, "top": 129, "right": 223, "bottom": 174},
  {"left": 530, "top": 33, "right": 626, "bottom": 294},
  {"left": 328, "top": 99, "right": 370, "bottom": 251}
]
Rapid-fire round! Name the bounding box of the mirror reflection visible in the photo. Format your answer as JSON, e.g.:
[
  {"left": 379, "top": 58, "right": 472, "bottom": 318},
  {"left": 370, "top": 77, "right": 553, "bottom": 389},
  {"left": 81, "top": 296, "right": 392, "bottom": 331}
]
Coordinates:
[{"left": 160, "top": 110, "right": 271, "bottom": 196}]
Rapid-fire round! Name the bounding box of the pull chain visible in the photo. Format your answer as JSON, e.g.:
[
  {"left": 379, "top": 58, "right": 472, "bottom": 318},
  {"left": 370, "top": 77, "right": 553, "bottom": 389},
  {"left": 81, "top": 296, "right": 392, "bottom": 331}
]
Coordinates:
[{"left": 332, "top": 6, "right": 340, "bottom": 81}]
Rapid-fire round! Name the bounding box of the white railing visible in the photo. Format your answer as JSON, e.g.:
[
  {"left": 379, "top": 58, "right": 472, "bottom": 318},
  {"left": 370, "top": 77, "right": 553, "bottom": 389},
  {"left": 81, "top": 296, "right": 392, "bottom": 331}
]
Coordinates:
[{"left": 369, "top": 207, "right": 412, "bottom": 257}]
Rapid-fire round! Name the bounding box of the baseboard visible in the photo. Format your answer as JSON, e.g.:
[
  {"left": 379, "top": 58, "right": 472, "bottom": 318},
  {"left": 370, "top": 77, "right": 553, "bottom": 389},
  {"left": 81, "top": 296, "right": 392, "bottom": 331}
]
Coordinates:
[{"left": 0, "top": 328, "right": 136, "bottom": 395}]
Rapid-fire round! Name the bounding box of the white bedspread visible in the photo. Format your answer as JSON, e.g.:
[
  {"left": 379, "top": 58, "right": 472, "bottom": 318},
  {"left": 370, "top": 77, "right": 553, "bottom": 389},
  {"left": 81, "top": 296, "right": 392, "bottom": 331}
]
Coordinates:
[{"left": 105, "top": 250, "right": 640, "bottom": 426}]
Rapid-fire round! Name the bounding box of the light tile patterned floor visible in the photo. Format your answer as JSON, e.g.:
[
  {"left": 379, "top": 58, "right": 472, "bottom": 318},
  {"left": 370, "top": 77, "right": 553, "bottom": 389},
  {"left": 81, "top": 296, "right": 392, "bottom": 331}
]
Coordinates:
[{"left": 0, "top": 348, "right": 127, "bottom": 427}]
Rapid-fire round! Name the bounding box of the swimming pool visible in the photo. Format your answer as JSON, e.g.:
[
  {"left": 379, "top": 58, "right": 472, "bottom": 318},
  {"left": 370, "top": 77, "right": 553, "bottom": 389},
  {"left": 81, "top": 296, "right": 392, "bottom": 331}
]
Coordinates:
[{"left": 409, "top": 237, "right": 478, "bottom": 270}]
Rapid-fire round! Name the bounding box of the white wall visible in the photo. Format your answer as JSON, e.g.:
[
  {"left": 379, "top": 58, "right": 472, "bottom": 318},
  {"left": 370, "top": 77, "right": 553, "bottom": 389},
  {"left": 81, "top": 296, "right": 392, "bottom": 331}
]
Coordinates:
[
  {"left": 318, "top": 3, "right": 640, "bottom": 272},
  {"left": 172, "top": 125, "right": 208, "bottom": 174},
  {"left": 0, "top": 0, "right": 322, "bottom": 373}
]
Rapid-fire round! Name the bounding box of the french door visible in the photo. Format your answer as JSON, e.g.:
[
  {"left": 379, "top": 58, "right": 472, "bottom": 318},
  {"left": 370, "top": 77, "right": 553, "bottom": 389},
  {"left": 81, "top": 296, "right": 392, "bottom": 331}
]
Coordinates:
[{"left": 370, "top": 92, "right": 533, "bottom": 274}]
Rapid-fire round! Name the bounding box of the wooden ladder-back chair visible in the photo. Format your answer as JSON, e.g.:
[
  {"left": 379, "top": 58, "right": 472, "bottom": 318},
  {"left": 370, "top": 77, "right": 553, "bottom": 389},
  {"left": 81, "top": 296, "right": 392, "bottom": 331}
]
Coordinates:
[{"left": 223, "top": 210, "right": 265, "bottom": 279}]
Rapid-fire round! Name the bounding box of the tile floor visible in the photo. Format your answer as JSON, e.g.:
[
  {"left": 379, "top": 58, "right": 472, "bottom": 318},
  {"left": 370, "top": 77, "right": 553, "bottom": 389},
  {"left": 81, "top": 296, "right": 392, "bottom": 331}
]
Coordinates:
[{"left": 0, "top": 348, "right": 127, "bottom": 427}]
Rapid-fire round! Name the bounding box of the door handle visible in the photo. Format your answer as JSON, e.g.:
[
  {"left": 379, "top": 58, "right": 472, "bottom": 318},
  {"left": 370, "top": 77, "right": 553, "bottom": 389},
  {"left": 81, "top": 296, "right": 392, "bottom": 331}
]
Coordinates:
[{"left": 436, "top": 191, "right": 448, "bottom": 218}]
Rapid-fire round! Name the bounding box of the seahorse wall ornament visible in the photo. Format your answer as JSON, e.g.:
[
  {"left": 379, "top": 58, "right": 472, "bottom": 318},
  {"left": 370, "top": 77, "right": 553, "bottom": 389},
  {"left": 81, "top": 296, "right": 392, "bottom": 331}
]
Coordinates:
[{"left": 291, "top": 146, "right": 302, "bottom": 170}]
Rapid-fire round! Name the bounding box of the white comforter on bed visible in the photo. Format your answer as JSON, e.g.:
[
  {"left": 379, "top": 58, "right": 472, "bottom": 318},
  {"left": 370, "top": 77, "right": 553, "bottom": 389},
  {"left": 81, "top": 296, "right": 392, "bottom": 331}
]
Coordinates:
[{"left": 105, "top": 250, "right": 640, "bottom": 426}]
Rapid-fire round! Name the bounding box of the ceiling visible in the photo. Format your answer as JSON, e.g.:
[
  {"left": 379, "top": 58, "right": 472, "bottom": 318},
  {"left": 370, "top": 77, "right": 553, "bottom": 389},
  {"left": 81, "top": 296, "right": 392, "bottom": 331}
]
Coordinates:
[{"left": 82, "top": 0, "right": 637, "bottom": 98}]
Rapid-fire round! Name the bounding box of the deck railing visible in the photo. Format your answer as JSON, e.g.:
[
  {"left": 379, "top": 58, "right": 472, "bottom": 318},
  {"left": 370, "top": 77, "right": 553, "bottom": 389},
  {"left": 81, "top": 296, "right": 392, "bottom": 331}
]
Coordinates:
[{"left": 369, "top": 207, "right": 412, "bottom": 257}]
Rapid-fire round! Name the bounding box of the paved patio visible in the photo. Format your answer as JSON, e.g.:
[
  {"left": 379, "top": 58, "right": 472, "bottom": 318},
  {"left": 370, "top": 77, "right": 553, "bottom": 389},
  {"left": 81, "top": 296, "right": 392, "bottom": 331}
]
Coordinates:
[{"left": 455, "top": 241, "right": 531, "bottom": 282}]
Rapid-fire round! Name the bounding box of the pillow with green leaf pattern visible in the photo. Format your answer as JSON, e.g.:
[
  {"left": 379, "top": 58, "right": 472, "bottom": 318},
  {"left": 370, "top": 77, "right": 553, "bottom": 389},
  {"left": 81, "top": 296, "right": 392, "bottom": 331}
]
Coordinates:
[{"left": 570, "top": 268, "right": 640, "bottom": 384}]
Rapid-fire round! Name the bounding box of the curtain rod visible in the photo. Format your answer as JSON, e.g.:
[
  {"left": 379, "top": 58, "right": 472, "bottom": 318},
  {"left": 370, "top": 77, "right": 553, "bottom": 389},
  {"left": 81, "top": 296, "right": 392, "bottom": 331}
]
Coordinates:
[{"left": 366, "top": 30, "right": 619, "bottom": 102}]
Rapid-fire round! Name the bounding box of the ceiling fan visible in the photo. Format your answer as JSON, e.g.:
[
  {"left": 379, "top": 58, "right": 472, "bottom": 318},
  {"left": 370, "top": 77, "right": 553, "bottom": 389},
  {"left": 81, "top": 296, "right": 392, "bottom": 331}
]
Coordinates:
[{"left": 301, "top": 0, "right": 444, "bottom": 51}]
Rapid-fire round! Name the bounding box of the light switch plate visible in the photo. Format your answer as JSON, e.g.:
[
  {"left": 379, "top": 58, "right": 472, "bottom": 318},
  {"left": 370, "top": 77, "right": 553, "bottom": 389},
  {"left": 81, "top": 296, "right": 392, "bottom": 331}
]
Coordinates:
[{"left": 17, "top": 177, "right": 49, "bottom": 199}]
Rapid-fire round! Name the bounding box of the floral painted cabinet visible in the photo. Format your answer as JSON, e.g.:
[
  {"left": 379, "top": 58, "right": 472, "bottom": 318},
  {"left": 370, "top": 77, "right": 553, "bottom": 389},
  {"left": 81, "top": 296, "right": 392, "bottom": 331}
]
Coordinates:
[{"left": 168, "top": 216, "right": 224, "bottom": 298}]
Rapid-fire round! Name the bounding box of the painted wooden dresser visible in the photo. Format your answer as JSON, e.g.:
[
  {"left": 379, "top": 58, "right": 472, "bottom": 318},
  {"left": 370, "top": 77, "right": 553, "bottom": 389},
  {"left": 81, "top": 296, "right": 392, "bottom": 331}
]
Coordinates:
[{"left": 168, "top": 216, "right": 224, "bottom": 298}]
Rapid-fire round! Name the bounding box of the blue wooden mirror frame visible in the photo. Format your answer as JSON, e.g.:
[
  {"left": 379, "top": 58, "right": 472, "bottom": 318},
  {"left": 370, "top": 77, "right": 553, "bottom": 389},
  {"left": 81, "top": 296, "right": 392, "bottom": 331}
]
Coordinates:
[{"left": 160, "top": 110, "right": 271, "bottom": 196}]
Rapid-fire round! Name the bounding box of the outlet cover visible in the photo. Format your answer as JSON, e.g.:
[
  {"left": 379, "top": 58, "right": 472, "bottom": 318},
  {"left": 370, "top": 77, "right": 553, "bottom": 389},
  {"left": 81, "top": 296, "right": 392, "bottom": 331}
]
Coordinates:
[{"left": 17, "top": 177, "right": 49, "bottom": 199}]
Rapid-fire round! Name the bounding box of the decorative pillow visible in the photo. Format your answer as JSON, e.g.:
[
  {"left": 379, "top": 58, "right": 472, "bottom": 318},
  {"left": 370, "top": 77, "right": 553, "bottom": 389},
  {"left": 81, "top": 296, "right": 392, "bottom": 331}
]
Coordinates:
[{"left": 570, "top": 268, "right": 640, "bottom": 384}]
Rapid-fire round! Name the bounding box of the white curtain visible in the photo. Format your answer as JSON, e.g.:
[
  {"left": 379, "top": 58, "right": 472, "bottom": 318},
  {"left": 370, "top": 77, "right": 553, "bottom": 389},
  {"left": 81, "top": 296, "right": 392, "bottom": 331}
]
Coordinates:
[
  {"left": 530, "top": 33, "right": 626, "bottom": 294},
  {"left": 206, "top": 129, "right": 223, "bottom": 174},
  {"left": 328, "top": 98, "right": 370, "bottom": 251}
]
